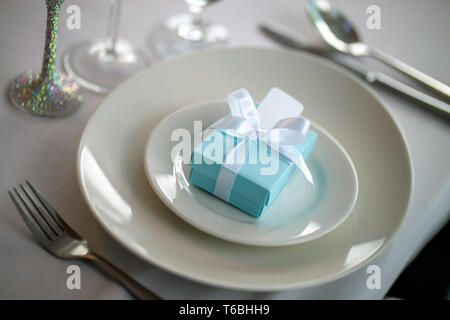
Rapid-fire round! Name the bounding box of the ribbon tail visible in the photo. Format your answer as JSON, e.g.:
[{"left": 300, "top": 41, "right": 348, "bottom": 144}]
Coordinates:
[
  {"left": 277, "top": 145, "right": 314, "bottom": 187},
  {"left": 209, "top": 116, "right": 257, "bottom": 138},
  {"left": 296, "top": 153, "right": 314, "bottom": 187}
]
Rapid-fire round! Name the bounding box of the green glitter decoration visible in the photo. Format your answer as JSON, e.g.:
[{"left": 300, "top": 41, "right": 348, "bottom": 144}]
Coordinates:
[{"left": 8, "top": 0, "right": 83, "bottom": 117}]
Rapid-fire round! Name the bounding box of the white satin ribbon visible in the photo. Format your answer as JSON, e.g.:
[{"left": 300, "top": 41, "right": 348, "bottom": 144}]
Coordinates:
[{"left": 208, "top": 88, "right": 313, "bottom": 202}]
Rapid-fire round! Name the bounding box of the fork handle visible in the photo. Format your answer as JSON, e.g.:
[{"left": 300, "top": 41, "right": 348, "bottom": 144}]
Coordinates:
[
  {"left": 369, "top": 48, "right": 450, "bottom": 99},
  {"left": 87, "top": 252, "right": 161, "bottom": 300}
]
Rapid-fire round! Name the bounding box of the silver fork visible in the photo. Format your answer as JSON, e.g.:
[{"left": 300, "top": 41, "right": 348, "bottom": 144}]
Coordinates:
[{"left": 8, "top": 181, "right": 161, "bottom": 300}]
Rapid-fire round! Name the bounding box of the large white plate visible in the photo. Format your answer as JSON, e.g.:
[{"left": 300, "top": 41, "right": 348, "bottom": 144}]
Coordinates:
[
  {"left": 144, "top": 101, "right": 358, "bottom": 246},
  {"left": 77, "top": 47, "right": 412, "bottom": 291}
]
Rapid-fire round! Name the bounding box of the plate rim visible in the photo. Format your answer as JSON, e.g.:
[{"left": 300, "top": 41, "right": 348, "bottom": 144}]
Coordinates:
[
  {"left": 76, "top": 46, "right": 413, "bottom": 291},
  {"left": 143, "top": 105, "right": 359, "bottom": 246}
]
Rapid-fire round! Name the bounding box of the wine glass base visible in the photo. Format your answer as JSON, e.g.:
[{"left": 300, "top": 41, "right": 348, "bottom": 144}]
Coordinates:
[
  {"left": 148, "top": 14, "right": 229, "bottom": 59},
  {"left": 8, "top": 70, "right": 83, "bottom": 117},
  {"left": 63, "top": 38, "right": 149, "bottom": 94}
]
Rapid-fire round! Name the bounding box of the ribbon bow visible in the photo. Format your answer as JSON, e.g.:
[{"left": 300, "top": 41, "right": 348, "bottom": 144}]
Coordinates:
[{"left": 207, "top": 88, "right": 314, "bottom": 202}]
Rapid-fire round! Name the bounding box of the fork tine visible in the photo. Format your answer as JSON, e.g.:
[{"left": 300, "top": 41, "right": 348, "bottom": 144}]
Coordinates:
[
  {"left": 20, "top": 183, "right": 60, "bottom": 237},
  {"left": 26, "top": 180, "right": 66, "bottom": 231},
  {"left": 9, "top": 189, "right": 52, "bottom": 243},
  {"left": 13, "top": 187, "right": 55, "bottom": 240}
]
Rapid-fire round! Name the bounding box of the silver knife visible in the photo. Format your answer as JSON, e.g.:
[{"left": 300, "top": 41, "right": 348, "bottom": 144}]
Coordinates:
[{"left": 260, "top": 23, "right": 450, "bottom": 118}]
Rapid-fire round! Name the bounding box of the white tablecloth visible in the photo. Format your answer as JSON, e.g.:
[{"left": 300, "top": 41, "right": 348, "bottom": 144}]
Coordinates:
[{"left": 0, "top": 0, "right": 449, "bottom": 299}]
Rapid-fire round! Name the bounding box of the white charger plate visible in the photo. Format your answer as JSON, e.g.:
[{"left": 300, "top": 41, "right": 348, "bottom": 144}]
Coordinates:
[
  {"left": 144, "top": 101, "right": 358, "bottom": 246},
  {"left": 77, "top": 47, "right": 412, "bottom": 291}
]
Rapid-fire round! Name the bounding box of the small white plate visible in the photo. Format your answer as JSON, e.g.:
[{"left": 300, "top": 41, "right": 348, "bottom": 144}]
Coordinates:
[{"left": 144, "top": 101, "right": 358, "bottom": 246}]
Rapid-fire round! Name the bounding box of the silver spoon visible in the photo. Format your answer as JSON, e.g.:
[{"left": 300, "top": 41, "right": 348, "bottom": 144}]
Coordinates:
[
  {"left": 305, "top": 0, "right": 450, "bottom": 98},
  {"left": 260, "top": 23, "right": 450, "bottom": 118}
]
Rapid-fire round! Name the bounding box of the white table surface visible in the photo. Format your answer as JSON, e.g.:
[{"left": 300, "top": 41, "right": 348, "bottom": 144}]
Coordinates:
[{"left": 0, "top": 0, "right": 449, "bottom": 299}]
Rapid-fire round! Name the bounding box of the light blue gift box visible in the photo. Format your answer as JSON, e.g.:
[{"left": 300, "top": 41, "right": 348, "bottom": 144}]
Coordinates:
[{"left": 189, "top": 129, "right": 317, "bottom": 218}]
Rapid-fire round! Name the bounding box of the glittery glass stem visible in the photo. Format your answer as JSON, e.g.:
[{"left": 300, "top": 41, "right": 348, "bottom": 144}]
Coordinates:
[
  {"left": 7, "top": 0, "right": 83, "bottom": 116},
  {"left": 41, "top": 0, "right": 63, "bottom": 82}
]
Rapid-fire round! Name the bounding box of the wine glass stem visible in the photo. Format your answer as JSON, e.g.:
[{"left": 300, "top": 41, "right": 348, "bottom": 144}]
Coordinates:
[
  {"left": 106, "top": 0, "right": 122, "bottom": 54},
  {"left": 188, "top": 4, "right": 204, "bottom": 27},
  {"left": 40, "top": 0, "right": 63, "bottom": 81}
]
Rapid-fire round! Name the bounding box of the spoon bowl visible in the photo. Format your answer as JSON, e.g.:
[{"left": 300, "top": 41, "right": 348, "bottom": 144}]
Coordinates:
[
  {"left": 305, "top": 0, "right": 369, "bottom": 56},
  {"left": 305, "top": 0, "right": 450, "bottom": 97},
  {"left": 313, "top": 0, "right": 359, "bottom": 44}
]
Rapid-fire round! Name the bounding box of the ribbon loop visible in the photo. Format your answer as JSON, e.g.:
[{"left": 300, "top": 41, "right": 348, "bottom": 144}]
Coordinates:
[
  {"left": 269, "top": 117, "right": 311, "bottom": 145},
  {"left": 227, "top": 88, "right": 260, "bottom": 126}
]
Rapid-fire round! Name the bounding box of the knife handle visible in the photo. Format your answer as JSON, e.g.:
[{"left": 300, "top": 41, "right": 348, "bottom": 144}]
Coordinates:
[
  {"left": 369, "top": 48, "right": 450, "bottom": 98},
  {"left": 366, "top": 71, "right": 450, "bottom": 118}
]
